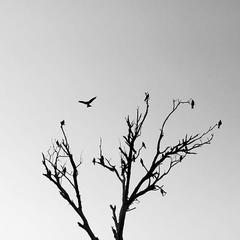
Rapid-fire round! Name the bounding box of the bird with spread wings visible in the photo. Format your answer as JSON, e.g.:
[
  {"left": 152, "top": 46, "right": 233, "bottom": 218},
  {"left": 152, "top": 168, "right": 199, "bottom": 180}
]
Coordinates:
[{"left": 78, "top": 96, "right": 97, "bottom": 107}]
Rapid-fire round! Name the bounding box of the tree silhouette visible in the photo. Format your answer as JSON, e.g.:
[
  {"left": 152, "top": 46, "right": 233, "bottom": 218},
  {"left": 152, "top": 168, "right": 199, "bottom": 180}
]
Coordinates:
[{"left": 42, "top": 94, "right": 221, "bottom": 240}]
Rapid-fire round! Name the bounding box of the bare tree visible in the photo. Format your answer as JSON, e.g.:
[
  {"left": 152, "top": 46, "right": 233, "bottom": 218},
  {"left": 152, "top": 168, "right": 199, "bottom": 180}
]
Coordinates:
[{"left": 42, "top": 93, "right": 221, "bottom": 240}]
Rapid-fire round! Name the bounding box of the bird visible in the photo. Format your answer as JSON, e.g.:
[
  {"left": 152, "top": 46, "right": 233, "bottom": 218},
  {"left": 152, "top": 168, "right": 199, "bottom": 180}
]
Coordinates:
[
  {"left": 218, "top": 120, "right": 222, "bottom": 129},
  {"left": 92, "top": 158, "right": 96, "bottom": 165},
  {"left": 78, "top": 96, "right": 97, "bottom": 107},
  {"left": 60, "top": 120, "right": 65, "bottom": 126},
  {"left": 99, "top": 155, "right": 104, "bottom": 165},
  {"left": 142, "top": 142, "right": 146, "bottom": 149},
  {"left": 46, "top": 169, "right": 51, "bottom": 177},
  {"left": 160, "top": 187, "right": 167, "bottom": 196},
  {"left": 144, "top": 92, "right": 149, "bottom": 102},
  {"left": 62, "top": 167, "right": 66, "bottom": 175},
  {"left": 56, "top": 140, "right": 60, "bottom": 147},
  {"left": 191, "top": 99, "right": 195, "bottom": 109}
]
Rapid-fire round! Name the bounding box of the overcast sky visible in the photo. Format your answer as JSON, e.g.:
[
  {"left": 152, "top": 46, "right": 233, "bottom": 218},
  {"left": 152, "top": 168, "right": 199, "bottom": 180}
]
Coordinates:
[{"left": 0, "top": 1, "right": 239, "bottom": 239}]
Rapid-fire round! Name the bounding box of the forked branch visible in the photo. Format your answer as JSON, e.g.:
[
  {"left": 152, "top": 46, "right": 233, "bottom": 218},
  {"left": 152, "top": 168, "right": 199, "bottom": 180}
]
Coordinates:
[{"left": 42, "top": 122, "right": 99, "bottom": 240}]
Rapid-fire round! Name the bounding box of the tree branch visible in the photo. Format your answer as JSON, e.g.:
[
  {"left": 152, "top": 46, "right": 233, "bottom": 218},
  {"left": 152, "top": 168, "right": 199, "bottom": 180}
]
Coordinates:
[{"left": 42, "top": 121, "right": 99, "bottom": 240}]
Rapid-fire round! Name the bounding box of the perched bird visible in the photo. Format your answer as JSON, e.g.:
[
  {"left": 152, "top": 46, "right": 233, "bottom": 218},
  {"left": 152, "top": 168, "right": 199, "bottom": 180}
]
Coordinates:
[
  {"left": 160, "top": 187, "right": 167, "bottom": 196},
  {"left": 62, "top": 167, "right": 66, "bottom": 175},
  {"left": 142, "top": 142, "right": 146, "bottom": 149},
  {"left": 46, "top": 169, "right": 51, "bottom": 177},
  {"left": 99, "top": 155, "right": 104, "bottom": 165},
  {"left": 218, "top": 120, "right": 222, "bottom": 129},
  {"left": 60, "top": 120, "right": 65, "bottom": 126},
  {"left": 92, "top": 158, "right": 96, "bottom": 165},
  {"left": 56, "top": 140, "right": 60, "bottom": 147},
  {"left": 78, "top": 96, "right": 97, "bottom": 107},
  {"left": 191, "top": 99, "right": 195, "bottom": 109},
  {"left": 144, "top": 92, "right": 149, "bottom": 102}
]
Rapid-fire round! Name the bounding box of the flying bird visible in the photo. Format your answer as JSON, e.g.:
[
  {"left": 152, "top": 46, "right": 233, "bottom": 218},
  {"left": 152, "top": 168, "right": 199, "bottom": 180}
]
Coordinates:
[
  {"left": 191, "top": 99, "right": 195, "bottom": 109},
  {"left": 78, "top": 96, "right": 97, "bottom": 107},
  {"left": 218, "top": 120, "right": 222, "bottom": 129},
  {"left": 60, "top": 120, "right": 65, "bottom": 126}
]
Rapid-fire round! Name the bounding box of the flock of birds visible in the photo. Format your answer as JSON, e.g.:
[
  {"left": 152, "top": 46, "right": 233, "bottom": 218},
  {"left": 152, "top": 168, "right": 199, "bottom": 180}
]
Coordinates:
[{"left": 60, "top": 96, "right": 222, "bottom": 129}]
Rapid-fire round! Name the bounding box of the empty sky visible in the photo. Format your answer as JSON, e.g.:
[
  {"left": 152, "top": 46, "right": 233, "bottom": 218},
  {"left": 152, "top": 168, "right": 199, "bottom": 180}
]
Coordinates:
[{"left": 0, "top": 1, "right": 239, "bottom": 239}]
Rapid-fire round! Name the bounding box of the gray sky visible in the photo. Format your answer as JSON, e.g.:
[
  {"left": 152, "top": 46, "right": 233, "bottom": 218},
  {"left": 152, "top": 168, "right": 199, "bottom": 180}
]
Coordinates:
[{"left": 0, "top": 1, "right": 239, "bottom": 239}]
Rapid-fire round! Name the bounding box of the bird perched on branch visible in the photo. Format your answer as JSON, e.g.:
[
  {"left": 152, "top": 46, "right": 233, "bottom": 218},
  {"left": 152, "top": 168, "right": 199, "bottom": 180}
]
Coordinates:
[
  {"left": 144, "top": 92, "right": 149, "bottom": 102},
  {"left": 160, "top": 187, "right": 167, "bottom": 196},
  {"left": 218, "top": 120, "right": 222, "bottom": 129},
  {"left": 56, "top": 140, "right": 60, "bottom": 147},
  {"left": 99, "top": 155, "right": 104, "bottom": 165},
  {"left": 191, "top": 99, "right": 195, "bottom": 109},
  {"left": 60, "top": 120, "right": 65, "bottom": 126},
  {"left": 62, "top": 167, "right": 66, "bottom": 175},
  {"left": 78, "top": 96, "right": 97, "bottom": 107},
  {"left": 46, "top": 169, "right": 51, "bottom": 177}
]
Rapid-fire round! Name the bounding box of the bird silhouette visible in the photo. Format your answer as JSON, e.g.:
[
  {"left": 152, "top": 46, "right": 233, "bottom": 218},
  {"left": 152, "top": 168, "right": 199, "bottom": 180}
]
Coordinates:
[
  {"left": 60, "top": 120, "right": 65, "bottom": 126},
  {"left": 92, "top": 158, "right": 96, "bottom": 165},
  {"left": 78, "top": 96, "right": 97, "bottom": 107},
  {"left": 160, "top": 187, "right": 167, "bottom": 196},
  {"left": 144, "top": 92, "right": 149, "bottom": 102},
  {"left": 218, "top": 120, "right": 222, "bottom": 129},
  {"left": 191, "top": 99, "right": 195, "bottom": 109},
  {"left": 99, "top": 155, "right": 104, "bottom": 165},
  {"left": 47, "top": 169, "right": 51, "bottom": 177},
  {"left": 142, "top": 142, "right": 146, "bottom": 149},
  {"left": 56, "top": 140, "right": 60, "bottom": 147}
]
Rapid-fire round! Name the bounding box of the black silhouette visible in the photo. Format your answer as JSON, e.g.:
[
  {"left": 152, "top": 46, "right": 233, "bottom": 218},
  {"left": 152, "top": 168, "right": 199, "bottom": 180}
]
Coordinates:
[
  {"left": 62, "top": 167, "right": 66, "bottom": 175},
  {"left": 144, "top": 92, "right": 149, "bottom": 102},
  {"left": 99, "top": 155, "right": 104, "bottom": 165},
  {"left": 46, "top": 169, "right": 51, "bottom": 177},
  {"left": 218, "top": 120, "right": 222, "bottom": 129},
  {"left": 78, "top": 96, "right": 97, "bottom": 107},
  {"left": 42, "top": 94, "right": 220, "bottom": 240},
  {"left": 160, "top": 187, "right": 167, "bottom": 196},
  {"left": 56, "top": 140, "right": 60, "bottom": 147},
  {"left": 191, "top": 99, "right": 195, "bottom": 109}
]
